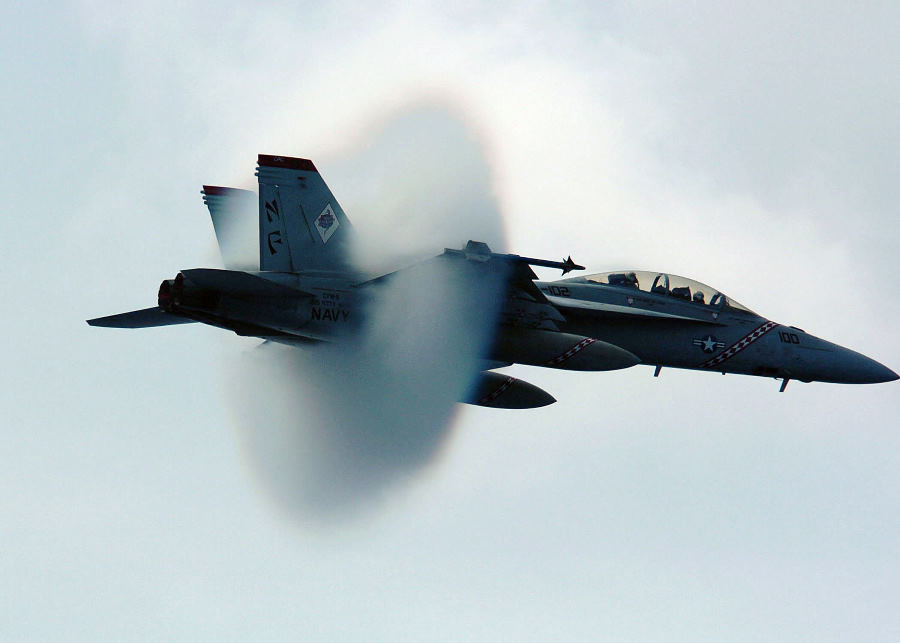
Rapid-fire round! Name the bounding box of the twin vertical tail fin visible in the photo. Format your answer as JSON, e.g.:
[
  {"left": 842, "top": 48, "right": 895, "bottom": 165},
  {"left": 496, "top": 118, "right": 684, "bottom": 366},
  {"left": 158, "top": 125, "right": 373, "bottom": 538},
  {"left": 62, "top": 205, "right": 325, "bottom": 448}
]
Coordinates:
[
  {"left": 200, "top": 155, "right": 354, "bottom": 274},
  {"left": 201, "top": 186, "right": 258, "bottom": 270},
  {"left": 255, "top": 155, "right": 354, "bottom": 273}
]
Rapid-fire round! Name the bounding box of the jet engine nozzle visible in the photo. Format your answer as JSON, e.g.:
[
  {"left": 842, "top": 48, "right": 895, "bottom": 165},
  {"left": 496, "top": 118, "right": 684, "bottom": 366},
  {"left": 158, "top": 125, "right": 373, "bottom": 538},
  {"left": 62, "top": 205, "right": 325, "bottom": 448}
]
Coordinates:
[
  {"left": 157, "top": 279, "right": 176, "bottom": 311},
  {"left": 158, "top": 272, "right": 220, "bottom": 315}
]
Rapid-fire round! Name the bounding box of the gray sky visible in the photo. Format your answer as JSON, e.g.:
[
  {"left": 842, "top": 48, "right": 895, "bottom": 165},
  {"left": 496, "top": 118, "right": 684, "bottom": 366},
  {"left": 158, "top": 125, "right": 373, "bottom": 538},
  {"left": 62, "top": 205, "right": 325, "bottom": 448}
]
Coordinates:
[{"left": 2, "top": 1, "right": 899, "bottom": 640}]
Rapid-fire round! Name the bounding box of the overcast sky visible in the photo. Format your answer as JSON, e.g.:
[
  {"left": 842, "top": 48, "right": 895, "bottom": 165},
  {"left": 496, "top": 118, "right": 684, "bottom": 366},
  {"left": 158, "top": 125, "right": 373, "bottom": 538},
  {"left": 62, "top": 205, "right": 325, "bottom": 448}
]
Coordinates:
[{"left": 2, "top": 2, "right": 899, "bottom": 641}]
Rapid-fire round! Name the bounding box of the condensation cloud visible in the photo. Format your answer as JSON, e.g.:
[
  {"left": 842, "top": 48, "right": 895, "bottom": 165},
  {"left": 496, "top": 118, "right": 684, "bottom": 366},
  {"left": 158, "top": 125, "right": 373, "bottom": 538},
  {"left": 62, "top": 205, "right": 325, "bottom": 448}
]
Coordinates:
[{"left": 226, "top": 105, "right": 507, "bottom": 522}]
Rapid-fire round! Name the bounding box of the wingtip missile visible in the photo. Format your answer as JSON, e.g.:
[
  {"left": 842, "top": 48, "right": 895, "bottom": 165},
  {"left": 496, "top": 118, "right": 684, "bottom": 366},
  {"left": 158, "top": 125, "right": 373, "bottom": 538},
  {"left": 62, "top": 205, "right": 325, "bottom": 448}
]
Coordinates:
[
  {"left": 560, "top": 256, "right": 584, "bottom": 275},
  {"left": 445, "top": 242, "right": 585, "bottom": 274}
]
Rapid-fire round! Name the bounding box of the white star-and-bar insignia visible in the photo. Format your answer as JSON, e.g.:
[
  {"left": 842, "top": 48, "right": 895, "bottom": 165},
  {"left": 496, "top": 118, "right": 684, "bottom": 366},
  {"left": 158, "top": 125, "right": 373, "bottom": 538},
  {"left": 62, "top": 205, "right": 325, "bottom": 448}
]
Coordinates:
[{"left": 693, "top": 335, "right": 725, "bottom": 354}]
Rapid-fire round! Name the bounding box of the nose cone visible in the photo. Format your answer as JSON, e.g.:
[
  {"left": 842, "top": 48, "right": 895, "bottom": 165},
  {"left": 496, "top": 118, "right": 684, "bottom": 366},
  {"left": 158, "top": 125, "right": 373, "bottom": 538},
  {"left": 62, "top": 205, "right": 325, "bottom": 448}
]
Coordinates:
[
  {"left": 835, "top": 349, "right": 898, "bottom": 384},
  {"left": 799, "top": 338, "right": 898, "bottom": 384}
]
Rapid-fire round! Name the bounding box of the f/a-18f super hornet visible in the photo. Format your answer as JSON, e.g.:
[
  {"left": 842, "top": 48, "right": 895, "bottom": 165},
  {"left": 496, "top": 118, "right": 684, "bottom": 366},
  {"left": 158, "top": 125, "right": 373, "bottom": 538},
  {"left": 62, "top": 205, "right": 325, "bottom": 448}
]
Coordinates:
[{"left": 88, "top": 155, "right": 897, "bottom": 408}]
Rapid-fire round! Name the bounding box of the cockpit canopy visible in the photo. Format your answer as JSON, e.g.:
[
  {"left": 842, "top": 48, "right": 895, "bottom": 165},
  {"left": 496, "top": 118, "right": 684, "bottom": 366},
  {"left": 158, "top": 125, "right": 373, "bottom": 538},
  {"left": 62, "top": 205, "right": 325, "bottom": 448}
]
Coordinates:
[{"left": 565, "top": 270, "right": 756, "bottom": 314}]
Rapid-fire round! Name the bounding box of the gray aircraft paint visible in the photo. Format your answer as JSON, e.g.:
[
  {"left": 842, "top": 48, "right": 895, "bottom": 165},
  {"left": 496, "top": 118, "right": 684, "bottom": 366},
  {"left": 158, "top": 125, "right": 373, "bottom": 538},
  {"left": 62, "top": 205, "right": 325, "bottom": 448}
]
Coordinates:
[
  {"left": 89, "top": 156, "right": 898, "bottom": 406},
  {"left": 256, "top": 155, "right": 355, "bottom": 273},
  {"left": 540, "top": 274, "right": 897, "bottom": 387}
]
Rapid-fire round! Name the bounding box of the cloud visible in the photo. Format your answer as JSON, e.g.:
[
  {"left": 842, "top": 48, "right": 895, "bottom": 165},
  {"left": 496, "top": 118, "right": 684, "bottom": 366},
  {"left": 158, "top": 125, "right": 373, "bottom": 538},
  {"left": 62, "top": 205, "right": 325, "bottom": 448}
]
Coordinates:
[
  {"left": 225, "top": 105, "right": 507, "bottom": 522},
  {"left": 229, "top": 258, "right": 506, "bottom": 522}
]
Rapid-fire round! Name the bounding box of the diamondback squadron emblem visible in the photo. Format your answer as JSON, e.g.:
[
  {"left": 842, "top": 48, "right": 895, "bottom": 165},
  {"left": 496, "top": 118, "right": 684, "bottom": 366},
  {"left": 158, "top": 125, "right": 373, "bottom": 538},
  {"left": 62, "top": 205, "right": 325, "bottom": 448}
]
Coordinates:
[{"left": 314, "top": 203, "right": 339, "bottom": 244}]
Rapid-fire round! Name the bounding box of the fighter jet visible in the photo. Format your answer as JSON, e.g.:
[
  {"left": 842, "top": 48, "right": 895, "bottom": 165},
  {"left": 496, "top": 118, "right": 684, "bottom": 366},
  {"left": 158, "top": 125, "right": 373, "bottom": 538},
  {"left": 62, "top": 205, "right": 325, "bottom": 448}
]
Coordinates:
[{"left": 88, "top": 155, "right": 897, "bottom": 408}]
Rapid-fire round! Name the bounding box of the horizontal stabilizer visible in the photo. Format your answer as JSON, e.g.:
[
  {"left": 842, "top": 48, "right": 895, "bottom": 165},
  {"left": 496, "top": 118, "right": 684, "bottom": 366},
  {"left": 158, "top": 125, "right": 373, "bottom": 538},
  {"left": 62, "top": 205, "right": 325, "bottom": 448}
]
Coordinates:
[{"left": 87, "top": 308, "right": 196, "bottom": 328}]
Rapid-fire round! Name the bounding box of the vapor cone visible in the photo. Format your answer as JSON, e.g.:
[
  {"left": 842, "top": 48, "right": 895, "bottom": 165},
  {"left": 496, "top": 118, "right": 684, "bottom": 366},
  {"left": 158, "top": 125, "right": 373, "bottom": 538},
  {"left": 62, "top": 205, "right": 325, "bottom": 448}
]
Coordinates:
[{"left": 227, "top": 104, "right": 507, "bottom": 522}]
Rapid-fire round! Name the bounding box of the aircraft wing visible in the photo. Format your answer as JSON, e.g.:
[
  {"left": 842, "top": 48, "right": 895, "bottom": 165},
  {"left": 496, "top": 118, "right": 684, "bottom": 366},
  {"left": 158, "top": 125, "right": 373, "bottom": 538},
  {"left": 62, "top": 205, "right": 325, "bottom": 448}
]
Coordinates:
[
  {"left": 496, "top": 261, "right": 568, "bottom": 330},
  {"left": 361, "top": 241, "right": 577, "bottom": 332},
  {"left": 87, "top": 307, "right": 196, "bottom": 328},
  {"left": 440, "top": 241, "right": 575, "bottom": 331}
]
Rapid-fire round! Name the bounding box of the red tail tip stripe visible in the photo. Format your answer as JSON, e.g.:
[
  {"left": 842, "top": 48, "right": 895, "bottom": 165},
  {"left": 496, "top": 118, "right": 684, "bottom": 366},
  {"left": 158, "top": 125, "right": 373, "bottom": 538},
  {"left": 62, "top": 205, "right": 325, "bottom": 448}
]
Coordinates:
[{"left": 257, "top": 155, "right": 318, "bottom": 173}]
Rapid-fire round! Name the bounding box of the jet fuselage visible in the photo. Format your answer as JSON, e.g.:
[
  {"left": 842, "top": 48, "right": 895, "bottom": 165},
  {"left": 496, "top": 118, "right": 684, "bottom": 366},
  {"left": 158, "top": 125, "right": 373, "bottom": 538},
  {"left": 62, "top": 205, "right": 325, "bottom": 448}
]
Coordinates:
[
  {"left": 88, "top": 153, "right": 897, "bottom": 407},
  {"left": 536, "top": 274, "right": 897, "bottom": 386}
]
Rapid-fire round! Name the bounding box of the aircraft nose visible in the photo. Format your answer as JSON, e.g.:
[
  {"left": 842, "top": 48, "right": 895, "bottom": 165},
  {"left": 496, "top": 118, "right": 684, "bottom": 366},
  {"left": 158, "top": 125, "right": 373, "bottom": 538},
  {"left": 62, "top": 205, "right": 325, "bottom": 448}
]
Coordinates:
[
  {"left": 814, "top": 343, "right": 899, "bottom": 384},
  {"left": 860, "top": 358, "right": 900, "bottom": 383}
]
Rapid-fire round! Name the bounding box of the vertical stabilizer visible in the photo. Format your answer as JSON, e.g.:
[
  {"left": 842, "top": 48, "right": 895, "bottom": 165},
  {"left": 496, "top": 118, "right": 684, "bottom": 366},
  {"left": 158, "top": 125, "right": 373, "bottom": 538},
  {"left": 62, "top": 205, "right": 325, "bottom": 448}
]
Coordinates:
[
  {"left": 255, "top": 155, "right": 354, "bottom": 273},
  {"left": 201, "top": 186, "right": 258, "bottom": 270}
]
